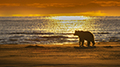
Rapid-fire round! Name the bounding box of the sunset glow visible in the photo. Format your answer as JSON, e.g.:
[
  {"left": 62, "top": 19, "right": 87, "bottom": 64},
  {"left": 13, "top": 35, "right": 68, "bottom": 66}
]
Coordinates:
[
  {"left": 0, "top": 0, "right": 120, "bottom": 16},
  {"left": 50, "top": 16, "right": 90, "bottom": 20}
]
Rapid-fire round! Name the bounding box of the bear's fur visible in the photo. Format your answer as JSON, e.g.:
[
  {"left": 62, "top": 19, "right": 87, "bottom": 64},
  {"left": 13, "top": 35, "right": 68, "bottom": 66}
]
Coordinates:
[{"left": 74, "top": 31, "right": 95, "bottom": 47}]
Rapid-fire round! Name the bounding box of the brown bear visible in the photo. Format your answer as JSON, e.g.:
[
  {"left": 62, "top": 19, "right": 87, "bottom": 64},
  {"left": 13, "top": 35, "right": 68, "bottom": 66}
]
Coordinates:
[{"left": 74, "top": 31, "right": 95, "bottom": 47}]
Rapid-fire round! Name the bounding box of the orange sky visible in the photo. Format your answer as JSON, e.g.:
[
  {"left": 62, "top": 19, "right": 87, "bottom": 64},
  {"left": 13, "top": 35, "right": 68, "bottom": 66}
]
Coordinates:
[{"left": 0, "top": 0, "right": 120, "bottom": 16}]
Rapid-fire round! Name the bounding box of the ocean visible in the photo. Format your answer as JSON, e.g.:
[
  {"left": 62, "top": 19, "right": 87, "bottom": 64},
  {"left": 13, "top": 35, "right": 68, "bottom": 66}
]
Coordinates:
[{"left": 0, "top": 16, "right": 120, "bottom": 45}]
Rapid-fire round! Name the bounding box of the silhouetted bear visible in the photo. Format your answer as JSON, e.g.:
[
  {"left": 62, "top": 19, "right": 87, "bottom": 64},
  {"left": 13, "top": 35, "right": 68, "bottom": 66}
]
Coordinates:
[{"left": 74, "top": 31, "right": 95, "bottom": 47}]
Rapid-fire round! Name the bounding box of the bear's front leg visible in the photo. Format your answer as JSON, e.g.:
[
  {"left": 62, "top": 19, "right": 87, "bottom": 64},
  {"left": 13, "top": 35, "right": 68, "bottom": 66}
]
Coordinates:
[
  {"left": 79, "top": 40, "right": 82, "bottom": 47},
  {"left": 79, "top": 39, "right": 84, "bottom": 47},
  {"left": 79, "top": 40, "right": 83, "bottom": 47}
]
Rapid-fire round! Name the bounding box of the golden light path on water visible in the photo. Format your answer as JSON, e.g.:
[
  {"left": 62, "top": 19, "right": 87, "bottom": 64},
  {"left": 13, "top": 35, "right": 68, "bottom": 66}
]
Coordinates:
[{"left": 43, "top": 16, "right": 96, "bottom": 34}]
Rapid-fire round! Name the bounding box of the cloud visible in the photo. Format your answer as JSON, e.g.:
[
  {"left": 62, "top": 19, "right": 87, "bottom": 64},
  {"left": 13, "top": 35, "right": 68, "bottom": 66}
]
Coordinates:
[
  {"left": 45, "top": 10, "right": 106, "bottom": 16},
  {"left": 26, "top": 3, "right": 83, "bottom": 8},
  {"left": 0, "top": 3, "right": 20, "bottom": 7},
  {"left": 79, "top": 11, "right": 106, "bottom": 16},
  {"left": 92, "top": 1, "right": 120, "bottom": 6}
]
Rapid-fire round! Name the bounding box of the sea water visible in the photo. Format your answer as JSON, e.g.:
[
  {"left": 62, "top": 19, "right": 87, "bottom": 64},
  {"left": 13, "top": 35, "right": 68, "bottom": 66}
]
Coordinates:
[{"left": 0, "top": 16, "right": 120, "bottom": 45}]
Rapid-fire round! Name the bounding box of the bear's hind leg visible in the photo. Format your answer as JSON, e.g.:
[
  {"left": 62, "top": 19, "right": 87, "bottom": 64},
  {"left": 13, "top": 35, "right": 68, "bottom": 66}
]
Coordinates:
[
  {"left": 87, "top": 41, "right": 90, "bottom": 47},
  {"left": 92, "top": 41, "right": 95, "bottom": 46}
]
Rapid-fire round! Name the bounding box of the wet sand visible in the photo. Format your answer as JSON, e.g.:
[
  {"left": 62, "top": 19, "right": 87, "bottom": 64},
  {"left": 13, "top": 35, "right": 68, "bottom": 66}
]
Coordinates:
[{"left": 0, "top": 42, "right": 120, "bottom": 67}]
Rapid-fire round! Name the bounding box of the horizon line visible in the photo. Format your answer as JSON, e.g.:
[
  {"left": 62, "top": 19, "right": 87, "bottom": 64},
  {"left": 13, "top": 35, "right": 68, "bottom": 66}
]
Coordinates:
[{"left": 0, "top": 15, "right": 120, "bottom": 17}]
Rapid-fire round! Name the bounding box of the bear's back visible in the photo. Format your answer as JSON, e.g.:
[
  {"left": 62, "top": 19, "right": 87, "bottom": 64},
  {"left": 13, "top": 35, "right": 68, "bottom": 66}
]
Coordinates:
[
  {"left": 83, "top": 31, "right": 94, "bottom": 40},
  {"left": 83, "top": 31, "right": 93, "bottom": 37},
  {"left": 77, "top": 31, "right": 94, "bottom": 41}
]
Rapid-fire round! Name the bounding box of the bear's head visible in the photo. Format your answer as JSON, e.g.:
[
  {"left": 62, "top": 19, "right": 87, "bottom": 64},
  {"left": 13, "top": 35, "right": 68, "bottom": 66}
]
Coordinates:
[{"left": 74, "top": 30, "right": 84, "bottom": 36}]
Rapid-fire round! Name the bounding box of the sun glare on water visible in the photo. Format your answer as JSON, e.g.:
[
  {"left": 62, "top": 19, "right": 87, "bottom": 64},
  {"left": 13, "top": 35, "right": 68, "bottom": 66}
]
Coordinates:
[{"left": 50, "top": 16, "right": 90, "bottom": 20}]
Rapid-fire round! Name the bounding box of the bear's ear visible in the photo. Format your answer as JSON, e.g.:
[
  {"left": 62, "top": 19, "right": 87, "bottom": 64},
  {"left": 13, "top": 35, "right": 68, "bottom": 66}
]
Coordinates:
[{"left": 75, "top": 30, "right": 78, "bottom": 32}]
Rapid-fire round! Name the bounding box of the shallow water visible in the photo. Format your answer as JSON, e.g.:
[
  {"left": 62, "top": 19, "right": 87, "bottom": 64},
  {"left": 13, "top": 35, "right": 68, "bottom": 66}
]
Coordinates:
[{"left": 0, "top": 16, "right": 120, "bottom": 45}]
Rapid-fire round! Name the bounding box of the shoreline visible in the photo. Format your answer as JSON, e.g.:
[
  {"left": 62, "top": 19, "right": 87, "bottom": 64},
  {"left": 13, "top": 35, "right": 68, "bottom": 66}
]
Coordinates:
[
  {"left": 0, "top": 42, "right": 120, "bottom": 47},
  {"left": 0, "top": 42, "right": 120, "bottom": 67}
]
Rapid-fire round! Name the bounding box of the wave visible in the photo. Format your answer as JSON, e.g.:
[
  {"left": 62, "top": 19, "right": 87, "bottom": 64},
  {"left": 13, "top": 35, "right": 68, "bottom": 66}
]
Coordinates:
[
  {"left": 109, "top": 37, "right": 120, "bottom": 42},
  {"left": 2, "top": 32, "right": 73, "bottom": 35},
  {"left": 93, "top": 32, "right": 110, "bottom": 34},
  {"left": 95, "top": 37, "right": 120, "bottom": 42},
  {"left": 118, "top": 32, "right": 120, "bottom": 34},
  {"left": 0, "top": 35, "right": 120, "bottom": 45},
  {"left": 93, "top": 32, "right": 120, "bottom": 34},
  {"left": 40, "top": 36, "right": 69, "bottom": 38},
  {"left": 9, "top": 32, "right": 54, "bottom": 35},
  {"left": 97, "top": 32, "right": 110, "bottom": 34}
]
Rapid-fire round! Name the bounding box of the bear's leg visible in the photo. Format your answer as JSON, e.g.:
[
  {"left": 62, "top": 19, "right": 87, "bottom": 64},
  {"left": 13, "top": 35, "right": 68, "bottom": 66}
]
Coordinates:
[
  {"left": 81, "top": 40, "right": 84, "bottom": 47},
  {"left": 79, "top": 40, "right": 81, "bottom": 46},
  {"left": 92, "top": 41, "right": 95, "bottom": 46},
  {"left": 87, "top": 41, "right": 90, "bottom": 47},
  {"left": 79, "top": 40, "right": 82, "bottom": 47}
]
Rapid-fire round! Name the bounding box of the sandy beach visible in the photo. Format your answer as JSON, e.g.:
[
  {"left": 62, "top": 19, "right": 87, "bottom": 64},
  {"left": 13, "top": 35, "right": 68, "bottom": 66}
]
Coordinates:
[{"left": 0, "top": 42, "right": 120, "bottom": 67}]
